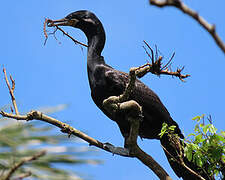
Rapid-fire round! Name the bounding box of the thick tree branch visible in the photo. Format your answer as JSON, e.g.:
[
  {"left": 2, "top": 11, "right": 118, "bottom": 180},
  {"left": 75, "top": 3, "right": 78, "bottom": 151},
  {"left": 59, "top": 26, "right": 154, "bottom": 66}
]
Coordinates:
[
  {"left": 149, "top": 0, "right": 225, "bottom": 54},
  {"left": 0, "top": 110, "right": 130, "bottom": 157},
  {"left": 0, "top": 108, "right": 170, "bottom": 180},
  {"left": 2, "top": 151, "right": 46, "bottom": 180}
]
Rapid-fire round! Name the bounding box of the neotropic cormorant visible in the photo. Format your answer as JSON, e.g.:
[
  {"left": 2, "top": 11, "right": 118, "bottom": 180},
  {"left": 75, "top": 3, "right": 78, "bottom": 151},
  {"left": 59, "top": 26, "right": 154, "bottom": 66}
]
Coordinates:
[{"left": 48, "top": 10, "right": 210, "bottom": 180}]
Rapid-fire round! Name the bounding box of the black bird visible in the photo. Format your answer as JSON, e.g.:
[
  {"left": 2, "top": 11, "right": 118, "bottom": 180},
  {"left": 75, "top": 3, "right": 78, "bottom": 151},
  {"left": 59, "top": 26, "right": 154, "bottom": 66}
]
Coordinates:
[{"left": 48, "top": 10, "right": 210, "bottom": 180}]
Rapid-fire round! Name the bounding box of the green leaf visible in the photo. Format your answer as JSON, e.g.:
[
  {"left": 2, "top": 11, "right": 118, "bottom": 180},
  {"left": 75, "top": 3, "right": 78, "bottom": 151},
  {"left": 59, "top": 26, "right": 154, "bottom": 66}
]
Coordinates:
[
  {"left": 194, "top": 124, "right": 200, "bottom": 133},
  {"left": 192, "top": 114, "right": 204, "bottom": 122},
  {"left": 159, "top": 123, "right": 168, "bottom": 138},
  {"left": 209, "top": 124, "right": 217, "bottom": 134},
  {"left": 187, "top": 133, "right": 196, "bottom": 137},
  {"left": 202, "top": 124, "right": 211, "bottom": 134},
  {"left": 192, "top": 116, "right": 201, "bottom": 122},
  {"left": 184, "top": 144, "right": 193, "bottom": 161},
  {"left": 194, "top": 134, "right": 203, "bottom": 144},
  {"left": 168, "top": 125, "right": 176, "bottom": 131}
]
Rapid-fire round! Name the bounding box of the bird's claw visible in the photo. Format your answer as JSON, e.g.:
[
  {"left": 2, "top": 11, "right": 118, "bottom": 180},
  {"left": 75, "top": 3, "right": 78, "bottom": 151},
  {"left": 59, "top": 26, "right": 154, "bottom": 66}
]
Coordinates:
[{"left": 103, "top": 142, "right": 130, "bottom": 156}]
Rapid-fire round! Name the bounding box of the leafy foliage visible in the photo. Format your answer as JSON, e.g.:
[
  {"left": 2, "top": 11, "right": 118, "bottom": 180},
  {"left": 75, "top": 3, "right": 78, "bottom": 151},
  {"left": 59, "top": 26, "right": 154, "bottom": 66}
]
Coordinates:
[
  {"left": 159, "top": 123, "right": 177, "bottom": 138},
  {"left": 0, "top": 105, "right": 101, "bottom": 180},
  {"left": 185, "top": 115, "right": 225, "bottom": 179},
  {"left": 160, "top": 115, "right": 225, "bottom": 179}
]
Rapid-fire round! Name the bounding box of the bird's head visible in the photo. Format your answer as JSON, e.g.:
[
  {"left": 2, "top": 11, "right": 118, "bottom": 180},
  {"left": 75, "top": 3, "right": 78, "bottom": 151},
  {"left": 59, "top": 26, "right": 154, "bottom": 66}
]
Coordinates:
[{"left": 48, "top": 10, "right": 104, "bottom": 37}]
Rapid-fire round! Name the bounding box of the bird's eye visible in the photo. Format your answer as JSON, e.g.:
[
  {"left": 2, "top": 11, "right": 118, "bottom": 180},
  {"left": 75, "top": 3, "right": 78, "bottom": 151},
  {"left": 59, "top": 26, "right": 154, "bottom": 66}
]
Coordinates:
[{"left": 65, "top": 14, "right": 74, "bottom": 20}]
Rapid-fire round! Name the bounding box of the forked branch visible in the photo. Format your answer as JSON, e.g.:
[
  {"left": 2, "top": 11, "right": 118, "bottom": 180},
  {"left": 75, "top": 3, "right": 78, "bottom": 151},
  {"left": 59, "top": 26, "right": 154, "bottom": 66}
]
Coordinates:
[{"left": 140, "top": 41, "right": 190, "bottom": 81}]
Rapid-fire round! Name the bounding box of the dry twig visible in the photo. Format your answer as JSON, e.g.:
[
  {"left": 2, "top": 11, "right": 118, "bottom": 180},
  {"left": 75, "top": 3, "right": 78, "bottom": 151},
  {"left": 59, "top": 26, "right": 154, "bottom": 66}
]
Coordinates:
[
  {"left": 149, "top": 0, "right": 225, "bottom": 54},
  {"left": 43, "top": 18, "right": 48, "bottom": 45},
  {"left": 43, "top": 18, "right": 88, "bottom": 47},
  {"left": 139, "top": 41, "right": 190, "bottom": 81},
  {"left": 3, "top": 68, "right": 19, "bottom": 115}
]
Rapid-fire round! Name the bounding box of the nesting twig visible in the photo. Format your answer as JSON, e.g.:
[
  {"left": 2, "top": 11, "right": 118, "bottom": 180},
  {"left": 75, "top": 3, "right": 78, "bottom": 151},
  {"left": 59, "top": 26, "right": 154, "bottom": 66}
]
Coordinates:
[
  {"left": 149, "top": 0, "right": 225, "bottom": 54},
  {"left": 3, "top": 68, "right": 19, "bottom": 115},
  {"left": 43, "top": 18, "right": 88, "bottom": 47},
  {"left": 139, "top": 41, "right": 190, "bottom": 81}
]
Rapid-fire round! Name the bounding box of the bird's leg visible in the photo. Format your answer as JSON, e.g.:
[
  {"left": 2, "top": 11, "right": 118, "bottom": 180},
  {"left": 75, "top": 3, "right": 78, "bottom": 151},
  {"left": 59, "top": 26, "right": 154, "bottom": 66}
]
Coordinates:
[
  {"left": 103, "top": 99, "right": 143, "bottom": 156},
  {"left": 102, "top": 97, "right": 132, "bottom": 156},
  {"left": 102, "top": 96, "right": 120, "bottom": 116},
  {"left": 102, "top": 67, "right": 143, "bottom": 156},
  {"left": 120, "top": 100, "right": 143, "bottom": 156}
]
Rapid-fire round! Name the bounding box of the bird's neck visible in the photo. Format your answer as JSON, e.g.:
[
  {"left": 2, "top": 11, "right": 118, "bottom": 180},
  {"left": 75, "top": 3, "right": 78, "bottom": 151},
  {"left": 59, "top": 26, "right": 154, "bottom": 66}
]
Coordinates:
[
  {"left": 87, "top": 33, "right": 105, "bottom": 60},
  {"left": 86, "top": 33, "right": 106, "bottom": 89}
]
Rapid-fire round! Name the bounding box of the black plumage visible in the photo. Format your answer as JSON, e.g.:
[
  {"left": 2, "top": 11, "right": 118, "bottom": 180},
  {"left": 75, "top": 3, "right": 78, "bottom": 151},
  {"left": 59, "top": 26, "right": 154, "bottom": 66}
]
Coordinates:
[{"left": 49, "top": 10, "right": 210, "bottom": 180}]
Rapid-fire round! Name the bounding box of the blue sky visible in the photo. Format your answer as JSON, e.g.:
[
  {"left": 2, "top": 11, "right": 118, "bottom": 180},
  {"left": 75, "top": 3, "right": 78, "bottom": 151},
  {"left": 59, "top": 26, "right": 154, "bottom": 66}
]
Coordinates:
[{"left": 1, "top": 0, "right": 225, "bottom": 179}]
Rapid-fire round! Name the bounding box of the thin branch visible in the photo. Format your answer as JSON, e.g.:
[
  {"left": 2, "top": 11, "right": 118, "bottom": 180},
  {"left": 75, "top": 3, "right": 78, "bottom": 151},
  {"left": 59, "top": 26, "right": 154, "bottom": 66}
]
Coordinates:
[
  {"left": 161, "top": 52, "right": 175, "bottom": 70},
  {"left": 143, "top": 40, "right": 155, "bottom": 65},
  {"left": 140, "top": 41, "right": 190, "bottom": 81},
  {"left": 3, "top": 151, "right": 46, "bottom": 180},
  {"left": 55, "top": 26, "right": 88, "bottom": 47},
  {"left": 44, "top": 19, "right": 88, "bottom": 47},
  {"left": 3, "top": 68, "right": 19, "bottom": 115},
  {"left": 149, "top": 0, "right": 225, "bottom": 54},
  {"left": 43, "top": 18, "right": 48, "bottom": 45}
]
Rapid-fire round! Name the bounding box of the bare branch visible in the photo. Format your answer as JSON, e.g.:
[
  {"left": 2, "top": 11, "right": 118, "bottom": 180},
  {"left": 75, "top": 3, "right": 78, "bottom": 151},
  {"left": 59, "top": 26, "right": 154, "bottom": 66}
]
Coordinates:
[
  {"left": 2, "top": 151, "right": 46, "bottom": 180},
  {"left": 149, "top": 0, "right": 225, "bottom": 54},
  {"left": 56, "top": 26, "right": 88, "bottom": 47},
  {"left": 44, "top": 19, "right": 88, "bottom": 47},
  {"left": 0, "top": 107, "right": 171, "bottom": 179},
  {"left": 3, "top": 68, "right": 19, "bottom": 115},
  {"left": 43, "top": 18, "right": 48, "bottom": 45},
  {"left": 0, "top": 110, "right": 129, "bottom": 157},
  {"left": 140, "top": 41, "right": 190, "bottom": 81},
  {"left": 161, "top": 52, "right": 175, "bottom": 70}
]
